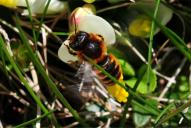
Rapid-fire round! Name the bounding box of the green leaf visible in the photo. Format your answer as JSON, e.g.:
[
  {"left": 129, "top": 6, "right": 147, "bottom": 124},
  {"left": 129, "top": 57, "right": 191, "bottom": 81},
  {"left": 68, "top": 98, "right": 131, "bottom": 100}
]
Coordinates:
[
  {"left": 135, "top": 99, "right": 158, "bottom": 113},
  {"left": 118, "top": 59, "right": 135, "bottom": 76},
  {"left": 179, "top": 76, "right": 189, "bottom": 92},
  {"left": 132, "top": 99, "right": 158, "bottom": 115},
  {"left": 134, "top": 112, "right": 150, "bottom": 127},
  {"left": 126, "top": 65, "right": 157, "bottom": 94},
  {"left": 133, "top": 99, "right": 157, "bottom": 127}
]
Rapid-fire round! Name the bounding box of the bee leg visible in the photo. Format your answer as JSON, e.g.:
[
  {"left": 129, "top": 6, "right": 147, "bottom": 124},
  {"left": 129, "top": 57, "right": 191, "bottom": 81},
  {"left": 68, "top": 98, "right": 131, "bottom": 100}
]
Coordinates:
[
  {"left": 65, "top": 44, "right": 77, "bottom": 55},
  {"left": 68, "top": 48, "right": 77, "bottom": 56}
]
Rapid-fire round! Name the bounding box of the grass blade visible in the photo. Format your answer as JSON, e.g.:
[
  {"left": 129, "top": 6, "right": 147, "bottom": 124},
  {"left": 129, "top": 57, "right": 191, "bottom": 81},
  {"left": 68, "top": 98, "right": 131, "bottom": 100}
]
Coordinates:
[
  {"left": 161, "top": 26, "right": 191, "bottom": 61},
  {"left": 147, "top": 0, "right": 161, "bottom": 85},
  {"left": 142, "top": 7, "right": 191, "bottom": 61},
  {"left": 155, "top": 99, "right": 191, "bottom": 127},
  {"left": 0, "top": 36, "right": 49, "bottom": 114},
  {"left": 14, "top": 16, "right": 88, "bottom": 126},
  {"left": 154, "top": 103, "right": 174, "bottom": 124},
  {"left": 15, "top": 110, "right": 55, "bottom": 128}
]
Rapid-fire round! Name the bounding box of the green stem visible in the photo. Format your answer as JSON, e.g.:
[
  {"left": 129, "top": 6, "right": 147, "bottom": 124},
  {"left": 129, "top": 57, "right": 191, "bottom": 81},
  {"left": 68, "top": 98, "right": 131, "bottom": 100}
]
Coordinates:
[
  {"left": 25, "top": 0, "right": 37, "bottom": 48},
  {"left": 147, "top": 0, "right": 161, "bottom": 84}
]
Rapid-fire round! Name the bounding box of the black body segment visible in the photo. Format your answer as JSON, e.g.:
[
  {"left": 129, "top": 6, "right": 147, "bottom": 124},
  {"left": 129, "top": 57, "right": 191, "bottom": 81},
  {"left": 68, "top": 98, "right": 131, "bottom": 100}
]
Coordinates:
[
  {"left": 69, "top": 31, "right": 104, "bottom": 60},
  {"left": 82, "top": 40, "right": 103, "bottom": 59},
  {"left": 96, "top": 55, "right": 122, "bottom": 86}
]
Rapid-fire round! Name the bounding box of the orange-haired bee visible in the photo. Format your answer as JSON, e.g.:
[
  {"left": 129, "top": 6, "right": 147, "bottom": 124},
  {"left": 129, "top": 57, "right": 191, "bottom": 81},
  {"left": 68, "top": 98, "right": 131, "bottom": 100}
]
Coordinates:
[{"left": 63, "top": 31, "right": 128, "bottom": 103}]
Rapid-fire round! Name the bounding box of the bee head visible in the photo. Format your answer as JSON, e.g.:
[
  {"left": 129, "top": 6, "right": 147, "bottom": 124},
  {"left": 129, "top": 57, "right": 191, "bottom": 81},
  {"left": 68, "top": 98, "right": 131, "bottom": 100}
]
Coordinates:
[{"left": 69, "top": 31, "right": 89, "bottom": 51}]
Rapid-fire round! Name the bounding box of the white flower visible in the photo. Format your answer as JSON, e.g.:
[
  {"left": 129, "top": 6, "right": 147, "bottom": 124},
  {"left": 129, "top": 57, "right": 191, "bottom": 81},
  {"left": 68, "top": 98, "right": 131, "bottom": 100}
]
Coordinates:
[
  {"left": 21, "top": 0, "right": 68, "bottom": 15},
  {"left": 58, "top": 8, "right": 116, "bottom": 63},
  {"left": 0, "top": 0, "right": 67, "bottom": 15}
]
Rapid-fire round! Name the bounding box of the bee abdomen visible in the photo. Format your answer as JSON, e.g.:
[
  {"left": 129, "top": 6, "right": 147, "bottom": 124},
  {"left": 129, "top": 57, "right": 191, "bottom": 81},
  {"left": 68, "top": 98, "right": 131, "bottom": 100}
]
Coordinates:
[{"left": 95, "top": 54, "right": 122, "bottom": 86}]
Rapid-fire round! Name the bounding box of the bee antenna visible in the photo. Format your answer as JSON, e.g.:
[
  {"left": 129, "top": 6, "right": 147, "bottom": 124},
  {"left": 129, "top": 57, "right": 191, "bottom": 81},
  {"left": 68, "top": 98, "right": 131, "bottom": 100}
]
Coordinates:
[{"left": 73, "top": 16, "right": 77, "bottom": 34}]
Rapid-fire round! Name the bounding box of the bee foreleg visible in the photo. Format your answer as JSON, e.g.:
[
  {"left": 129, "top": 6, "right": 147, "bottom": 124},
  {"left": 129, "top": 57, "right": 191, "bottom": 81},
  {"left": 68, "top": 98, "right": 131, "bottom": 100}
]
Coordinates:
[
  {"left": 63, "top": 39, "right": 77, "bottom": 55},
  {"left": 64, "top": 44, "right": 77, "bottom": 56},
  {"left": 68, "top": 47, "right": 77, "bottom": 56}
]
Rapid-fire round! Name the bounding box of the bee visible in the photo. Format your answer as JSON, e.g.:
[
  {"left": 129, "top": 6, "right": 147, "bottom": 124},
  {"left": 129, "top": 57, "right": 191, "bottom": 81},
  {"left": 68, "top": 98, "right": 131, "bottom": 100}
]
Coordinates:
[{"left": 63, "top": 31, "right": 129, "bottom": 103}]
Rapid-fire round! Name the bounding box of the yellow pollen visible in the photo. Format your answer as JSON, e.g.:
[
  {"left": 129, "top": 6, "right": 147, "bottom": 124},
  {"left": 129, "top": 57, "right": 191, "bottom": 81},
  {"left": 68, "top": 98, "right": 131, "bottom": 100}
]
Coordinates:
[{"left": 0, "top": 0, "right": 17, "bottom": 8}]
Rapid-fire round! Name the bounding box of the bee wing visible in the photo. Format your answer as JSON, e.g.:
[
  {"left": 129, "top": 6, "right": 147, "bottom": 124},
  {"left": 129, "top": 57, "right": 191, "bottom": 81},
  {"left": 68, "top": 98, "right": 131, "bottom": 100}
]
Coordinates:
[
  {"left": 59, "top": 62, "right": 121, "bottom": 110},
  {"left": 61, "top": 62, "right": 109, "bottom": 101},
  {"left": 74, "top": 62, "right": 97, "bottom": 92},
  {"left": 58, "top": 67, "right": 95, "bottom": 110}
]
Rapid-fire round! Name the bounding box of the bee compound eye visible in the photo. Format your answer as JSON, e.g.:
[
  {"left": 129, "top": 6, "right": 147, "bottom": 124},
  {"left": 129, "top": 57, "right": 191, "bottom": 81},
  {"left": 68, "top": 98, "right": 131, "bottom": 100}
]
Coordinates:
[
  {"left": 70, "top": 31, "right": 89, "bottom": 51},
  {"left": 77, "top": 31, "right": 89, "bottom": 42}
]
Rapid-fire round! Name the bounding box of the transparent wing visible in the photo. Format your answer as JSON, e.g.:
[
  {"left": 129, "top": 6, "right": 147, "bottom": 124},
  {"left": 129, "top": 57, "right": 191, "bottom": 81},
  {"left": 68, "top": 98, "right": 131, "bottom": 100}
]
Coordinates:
[
  {"left": 59, "top": 61, "right": 121, "bottom": 110},
  {"left": 59, "top": 63, "right": 96, "bottom": 96},
  {"left": 59, "top": 62, "right": 99, "bottom": 102}
]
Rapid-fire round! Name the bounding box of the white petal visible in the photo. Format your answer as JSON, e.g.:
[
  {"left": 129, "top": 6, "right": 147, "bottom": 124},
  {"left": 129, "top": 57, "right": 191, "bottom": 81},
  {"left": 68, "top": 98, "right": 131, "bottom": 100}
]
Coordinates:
[
  {"left": 44, "top": 0, "right": 67, "bottom": 14},
  {"left": 22, "top": 0, "right": 67, "bottom": 15},
  {"left": 17, "top": 0, "right": 35, "bottom": 7},
  {"left": 77, "top": 15, "right": 116, "bottom": 45},
  {"left": 58, "top": 40, "right": 78, "bottom": 63}
]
